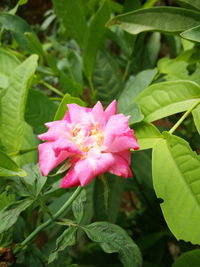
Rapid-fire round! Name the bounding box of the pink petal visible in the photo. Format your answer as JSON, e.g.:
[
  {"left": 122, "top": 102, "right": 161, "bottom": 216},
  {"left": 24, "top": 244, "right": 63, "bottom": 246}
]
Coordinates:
[
  {"left": 38, "top": 142, "right": 69, "bottom": 176},
  {"left": 60, "top": 168, "right": 81, "bottom": 188},
  {"left": 104, "top": 100, "right": 117, "bottom": 122},
  {"left": 67, "top": 104, "right": 91, "bottom": 123},
  {"left": 108, "top": 153, "right": 132, "bottom": 178},
  {"left": 73, "top": 152, "right": 114, "bottom": 186},
  {"left": 52, "top": 137, "right": 82, "bottom": 157},
  {"left": 92, "top": 101, "right": 106, "bottom": 128},
  {"left": 103, "top": 114, "right": 139, "bottom": 152},
  {"left": 38, "top": 121, "right": 70, "bottom": 141}
]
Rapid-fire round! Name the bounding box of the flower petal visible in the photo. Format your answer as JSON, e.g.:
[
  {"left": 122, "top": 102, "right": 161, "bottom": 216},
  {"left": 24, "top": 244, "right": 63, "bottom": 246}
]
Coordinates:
[
  {"left": 104, "top": 100, "right": 117, "bottom": 121},
  {"left": 52, "top": 137, "right": 82, "bottom": 157},
  {"left": 67, "top": 104, "right": 91, "bottom": 123},
  {"left": 73, "top": 152, "right": 114, "bottom": 186},
  {"left": 38, "top": 142, "right": 69, "bottom": 176},
  {"left": 60, "top": 168, "right": 81, "bottom": 188},
  {"left": 38, "top": 121, "right": 71, "bottom": 141},
  {"left": 108, "top": 153, "right": 132, "bottom": 178},
  {"left": 92, "top": 101, "right": 106, "bottom": 128}
]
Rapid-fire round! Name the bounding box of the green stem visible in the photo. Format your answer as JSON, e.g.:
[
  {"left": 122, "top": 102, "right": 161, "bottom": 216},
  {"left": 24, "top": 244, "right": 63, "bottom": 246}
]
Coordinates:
[
  {"left": 169, "top": 100, "right": 200, "bottom": 134},
  {"left": 20, "top": 186, "right": 82, "bottom": 247},
  {"left": 40, "top": 80, "right": 64, "bottom": 97},
  {"left": 8, "top": 146, "right": 38, "bottom": 157},
  {"left": 122, "top": 59, "right": 131, "bottom": 82}
]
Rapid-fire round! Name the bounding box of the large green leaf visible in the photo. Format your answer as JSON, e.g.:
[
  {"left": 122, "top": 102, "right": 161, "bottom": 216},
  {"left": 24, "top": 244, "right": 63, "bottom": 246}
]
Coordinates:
[
  {"left": 132, "top": 122, "right": 163, "bottom": 150},
  {"left": 83, "top": 222, "right": 142, "bottom": 267},
  {"left": 135, "top": 80, "right": 200, "bottom": 122},
  {"left": 0, "top": 150, "right": 26, "bottom": 177},
  {"left": 25, "top": 89, "right": 57, "bottom": 134},
  {"left": 181, "top": 25, "right": 200, "bottom": 43},
  {"left": 174, "top": 0, "right": 200, "bottom": 11},
  {"left": 172, "top": 249, "right": 200, "bottom": 267},
  {"left": 152, "top": 132, "right": 200, "bottom": 244},
  {"left": 107, "top": 7, "right": 200, "bottom": 35},
  {"left": 93, "top": 51, "right": 123, "bottom": 105},
  {"left": 52, "top": 0, "right": 87, "bottom": 47},
  {"left": 0, "top": 198, "right": 33, "bottom": 234},
  {"left": 83, "top": 1, "right": 110, "bottom": 78},
  {"left": 192, "top": 104, "right": 200, "bottom": 134},
  {"left": 0, "top": 55, "right": 38, "bottom": 153},
  {"left": 54, "top": 93, "right": 86, "bottom": 121}
]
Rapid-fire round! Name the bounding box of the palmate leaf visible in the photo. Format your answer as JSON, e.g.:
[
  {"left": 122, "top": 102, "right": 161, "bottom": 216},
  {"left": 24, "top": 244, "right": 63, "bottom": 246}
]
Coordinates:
[
  {"left": 0, "top": 55, "right": 38, "bottom": 154},
  {"left": 107, "top": 7, "right": 200, "bottom": 35},
  {"left": 152, "top": 132, "right": 200, "bottom": 244},
  {"left": 135, "top": 80, "right": 200, "bottom": 122}
]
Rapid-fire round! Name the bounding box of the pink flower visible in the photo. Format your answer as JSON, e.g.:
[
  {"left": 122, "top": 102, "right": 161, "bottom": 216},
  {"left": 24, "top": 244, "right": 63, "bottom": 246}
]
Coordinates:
[{"left": 38, "top": 100, "right": 139, "bottom": 188}]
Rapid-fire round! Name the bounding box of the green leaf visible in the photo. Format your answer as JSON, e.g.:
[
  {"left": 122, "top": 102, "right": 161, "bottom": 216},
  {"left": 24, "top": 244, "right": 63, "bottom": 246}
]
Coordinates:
[
  {"left": 93, "top": 51, "right": 123, "bottom": 105},
  {"left": 72, "top": 189, "right": 86, "bottom": 223},
  {"left": 0, "top": 150, "right": 26, "bottom": 177},
  {"left": 118, "top": 69, "right": 157, "bottom": 115},
  {"left": 83, "top": 1, "right": 110, "bottom": 78},
  {"left": 107, "top": 7, "right": 200, "bottom": 35},
  {"left": 83, "top": 222, "right": 142, "bottom": 267},
  {"left": 48, "top": 227, "right": 77, "bottom": 264},
  {"left": 9, "top": 0, "right": 28, "bottom": 15},
  {"left": 0, "top": 13, "right": 34, "bottom": 50},
  {"left": 52, "top": 0, "right": 87, "bottom": 47},
  {"left": 24, "top": 32, "right": 44, "bottom": 56},
  {"left": 192, "top": 104, "right": 200, "bottom": 134},
  {"left": 174, "top": 0, "right": 200, "bottom": 11},
  {"left": 0, "top": 55, "right": 38, "bottom": 153},
  {"left": 0, "top": 191, "right": 15, "bottom": 211},
  {"left": 172, "top": 249, "right": 200, "bottom": 267},
  {"left": 54, "top": 93, "right": 86, "bottom": 121},
  {"left": 135, "top": 80, "right": 200, "bottom": 122},
  {"left": 25, "top": 89, "right": 57, "bottom": 134},
  {"left": 181, "top": 25, "right": 200, "bottom": 43},
  {"left": 0, "top": 198, "right": 33, "bottom": 234},
  {"left": 152, "top": 132, "right": 200, "bottom": 244},
  {"left": 22, "top": 164, "right": 47, "bottom": 197},
  {"left": 133, "top": 122, "right": 163, "bottom": 150}
]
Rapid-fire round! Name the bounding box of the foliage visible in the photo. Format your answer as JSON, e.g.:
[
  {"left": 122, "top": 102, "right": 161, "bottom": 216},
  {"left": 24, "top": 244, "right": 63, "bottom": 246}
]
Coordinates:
[{"left": 0, "top": 0, "right": 200, "bottom": 266}]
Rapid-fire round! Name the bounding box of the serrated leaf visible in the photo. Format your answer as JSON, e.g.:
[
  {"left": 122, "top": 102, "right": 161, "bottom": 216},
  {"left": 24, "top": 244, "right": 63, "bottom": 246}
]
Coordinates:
[
  {"left": 136, "top": 80, "right": 200, "bottom": 122},
  {"left": 107, "top": 7, "right": 200, "bottom": 35},
  {"left": 54, "top": 93, "right": 86, "bottom": 121},
  {"left": 152, "top": 132, "right": 200, "bottom": 244},
  {"left": 133, "top": 122, "right": 163, "bottom": 150},
  {"left": 0, "top": 198, "right": 33, "bottom": 233},
  {"left": 48, "top": 227, "right": 77, "bottom": 264},
  {"left": 83, "top": 222, "right": 142, "bottom": 267},
  {"left": 172, "top": 249, "right": 200, "bottom": 267},
  {"left": 93, "top": 51, "right": 123, "bottom": 105},
  {"left": 52, "top": 0, "right": 87, "bottom": 47},
  {"left": 0, "top": 150, "right": 26, "bottom": 177},
  {"left": 72, "top": 189, "right": 86, "bottom": 223},
  {"left": 0, "top": 55, "right": 38, "bottom": 154},
  {"left": 181, "top": 25, "right": 200, "bottom": 43},
  {"left": 83, "top": 1, "right": 110, "bottom": 78},
  {"left": 192, "top": 104, "right": 200, "bottom": 134},
  {"left": 25, "top": 89, "right": 57, "bottom": 134}
]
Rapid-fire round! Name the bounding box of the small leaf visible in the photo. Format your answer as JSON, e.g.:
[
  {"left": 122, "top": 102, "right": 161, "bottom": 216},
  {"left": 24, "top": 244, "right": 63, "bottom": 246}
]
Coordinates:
[
  {"left": 192, "top": 104, "right": 200, "bottom": 134},
  {"left": 0, "top": 150, "right": 26, "bottom": 177},
  {"left": 133, "top": 122, "right": 163, "bottom": 150},
  {"left": 24, "top": 32, "right": 44, "bottom": 56},
  {"left": 181, "top": 25, "right": 200, "bottom": 43},
  {"left": 48, "top": 227, "right": 77, "bottom": 264},
  {"left": 136, "top": 80, "right": 200, "bottom": 122},
  {"left": 172, "top": 249, "right": 200, "bottom": 267},
  {"left": 83, "top": 222, "right": 142, "bottom": 267},
  {"left": 0, "top": 198, "right": 33, "bottom": 234},
  {"left": 54, "top": 94, "right": 86, "bottom": 121},
  {"left": 0, "top": 191, "right": 15, "bottom": 211},
  {"left": 152, "top": 132, "right": 200, "bottom": 244},
  {"left": 72, "top": 189, "right": 86, "bottom": 223},
  {"left": 107, "top": 7, "right": 200, "bottom": 35}
]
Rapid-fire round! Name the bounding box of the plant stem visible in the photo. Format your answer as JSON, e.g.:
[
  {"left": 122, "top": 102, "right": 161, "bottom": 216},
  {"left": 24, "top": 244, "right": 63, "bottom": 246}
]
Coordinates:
[
  {"left": 20, "top": 186, "right": 82, "bottom": 247},
  {"left": 169, "top": 100, "right": 200, "bottom": 134},
  {"left": 8, "top": 146, "right": 38, "bottom": 157},
  {"left": 40, "top": 80, "right": 64, "bottom": 97}
]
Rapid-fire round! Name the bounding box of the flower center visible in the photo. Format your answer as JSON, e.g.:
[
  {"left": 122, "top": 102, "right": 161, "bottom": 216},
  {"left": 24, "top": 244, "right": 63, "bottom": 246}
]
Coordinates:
[{"left": 71, "top": 123, "right": 104, "bottom": 152}]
